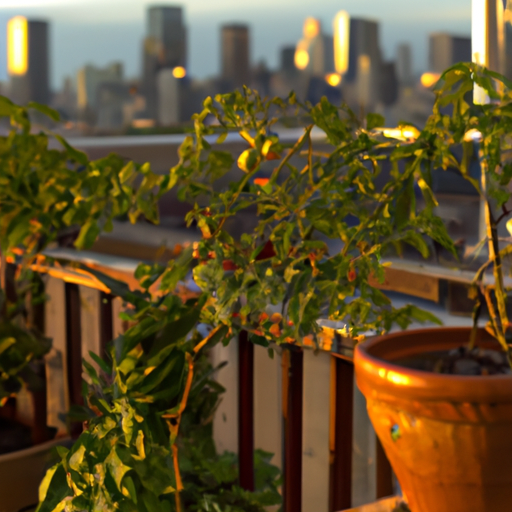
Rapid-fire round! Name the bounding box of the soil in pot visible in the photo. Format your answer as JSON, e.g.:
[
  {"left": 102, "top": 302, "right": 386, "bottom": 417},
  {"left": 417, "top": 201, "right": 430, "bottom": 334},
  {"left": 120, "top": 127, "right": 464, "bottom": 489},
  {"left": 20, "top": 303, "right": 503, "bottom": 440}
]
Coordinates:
[{"left": 395, "top": 346, "right": 512, "bottom": 376}]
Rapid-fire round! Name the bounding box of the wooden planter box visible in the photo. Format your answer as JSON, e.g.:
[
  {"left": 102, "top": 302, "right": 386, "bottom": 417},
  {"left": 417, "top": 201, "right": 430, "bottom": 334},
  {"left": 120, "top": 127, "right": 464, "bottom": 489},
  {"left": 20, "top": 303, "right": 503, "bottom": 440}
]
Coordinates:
[{"left": 0, "top": 437, "right": 72, "bottom": 512}]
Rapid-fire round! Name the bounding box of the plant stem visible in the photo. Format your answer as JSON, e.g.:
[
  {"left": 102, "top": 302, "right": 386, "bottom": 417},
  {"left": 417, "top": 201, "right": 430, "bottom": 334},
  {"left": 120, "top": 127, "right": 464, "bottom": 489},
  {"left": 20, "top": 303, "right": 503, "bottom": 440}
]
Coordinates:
[{"left": 480, "top": 152, "right": 511, "bottom": 361}]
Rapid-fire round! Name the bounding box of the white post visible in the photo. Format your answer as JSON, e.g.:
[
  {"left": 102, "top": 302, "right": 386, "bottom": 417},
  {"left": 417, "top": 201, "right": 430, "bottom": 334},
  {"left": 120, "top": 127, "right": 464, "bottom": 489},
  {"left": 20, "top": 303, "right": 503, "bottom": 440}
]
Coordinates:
[{"left": 473, "top": 0, "right": 505, "bottom": 242}]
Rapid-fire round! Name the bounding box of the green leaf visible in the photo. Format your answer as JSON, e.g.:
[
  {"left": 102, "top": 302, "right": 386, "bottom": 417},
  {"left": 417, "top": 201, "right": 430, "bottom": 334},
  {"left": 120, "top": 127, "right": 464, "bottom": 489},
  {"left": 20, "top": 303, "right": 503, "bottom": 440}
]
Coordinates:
[
  {"left": 0, "top": 96, "right": 15, "bottom": 117},
  {"left": 69, "top": 444, "right": 86, "bottom": 471},
  {"left": 53, "top": 133, "right": 89, "bottom": 165},
  {"left": 0, "top": 337, "right": 15, "bottom": 356},
  {"left": 37, "top": 464, "right": 70, "bottom": 512},
  {"left": 74, "top": 221, "right": 101, "bottom": 249},
  {"left": 366, "top": 113, "right": 385, "bottom": 130},
  {"left": 28, "top": 101, "right": 60, "bottom": 121},
  {"left": 106, "top": 447, "right": 132, "bottom": 492}
]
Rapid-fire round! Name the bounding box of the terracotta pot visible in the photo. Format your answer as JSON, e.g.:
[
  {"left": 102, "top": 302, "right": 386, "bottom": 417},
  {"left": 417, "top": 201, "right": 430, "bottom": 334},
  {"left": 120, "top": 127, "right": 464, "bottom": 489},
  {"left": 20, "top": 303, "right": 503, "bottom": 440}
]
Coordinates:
[{"left": 354, "top": 327, "right": 512, "bottom": 512}]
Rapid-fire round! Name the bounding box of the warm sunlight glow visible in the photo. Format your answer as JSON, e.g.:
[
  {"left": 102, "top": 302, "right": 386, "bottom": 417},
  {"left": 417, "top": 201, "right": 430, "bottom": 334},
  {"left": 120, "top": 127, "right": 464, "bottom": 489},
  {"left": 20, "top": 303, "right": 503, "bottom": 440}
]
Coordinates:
[
  {"left": 472, "top": 0, "right": 490, "bottom": 104},
  {"left": 303, "top": 17, "right": 320, "bottom": 39},
  {"left": 420, "top": 72, "right": 441, "bottom": 88},
  {"left": 172, "top": 66, "right": 186, "bottom": 79},
  {"left": 463, "top": 128, "right": 483, "bottom": 142},
  {"left": 472, "top": 0, "right": 487, "bottom": 67},
  {"left": 358, "top": 54, "right": 370, "bottom": 73},
  {"left": 333, "top": 11, "right": 350, "bottom": 75},
  {"left": 378, "top": 126, "right": 419, "bottom": 141},
  {"left": 295, "top": 49, "right": 309, "bottom": 70},
  {"left": 7, "top": 16, "right": 28, "bottom": 76},
  {"left": 378, "top": 368, "right": 410, "bottom": 386},
  {"left": 325, "top": 73, "right": 341, "bottom": 87},
  {"left": 387, "top": 371, "right": 410, "bottom": 386}
]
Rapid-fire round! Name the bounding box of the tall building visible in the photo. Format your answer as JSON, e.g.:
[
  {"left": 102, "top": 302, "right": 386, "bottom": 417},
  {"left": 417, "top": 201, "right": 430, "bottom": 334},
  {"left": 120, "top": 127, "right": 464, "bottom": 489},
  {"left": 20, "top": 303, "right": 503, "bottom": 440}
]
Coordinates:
[
  {"left": 429, "top": 33, "right": 471, "bottom": 73},
  {"left": 76, "top": 62, "right": 124, "bottom": 127},
  {"left": 157, "top": 68, "right": 180, "bottom": 125},
  {"left": 221, "top": 24, "right": 250, "bottom": 89},
  {"left": 339, "top": 17, "right": 382, "bottom": 109},
  {"left": 77, "top": 63, "right": 123, "bottom": 111},
  {"left": 281, "top": 47, "right": 297, "bottom": 75},
  {"left": 142, "top": 5, "right": 186, "bottom": 119},
  {"left": 396, "top": 43, "right": 413, "bottom": 85},
  {"left": 7, "top": 16, "right": 49, "bottom": 105},
  {"left": 345, "top": 18, "right": 382, "bottom": 83}
]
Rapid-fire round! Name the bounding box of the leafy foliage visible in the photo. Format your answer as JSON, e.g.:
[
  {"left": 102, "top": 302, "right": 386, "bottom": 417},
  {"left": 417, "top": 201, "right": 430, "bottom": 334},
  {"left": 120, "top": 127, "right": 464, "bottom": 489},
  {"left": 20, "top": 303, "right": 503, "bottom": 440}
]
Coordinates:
[
  {"left": 0, "top": 96, "right": 164, "bottom": 262},
  {"left": 37, "top": 268, "right": 279, "bottom": 512},
  {"left": 166, "top": 89, "right": 454, "bottom": 342},
  {"left": 38, "top": 84, "right": 471, "bottom": 511},
  {"left": 407, "top": 63, "right": 512, "bottom": 360},
  {"left": 0, "top": 96, "right": 166, "bottom": 402}
]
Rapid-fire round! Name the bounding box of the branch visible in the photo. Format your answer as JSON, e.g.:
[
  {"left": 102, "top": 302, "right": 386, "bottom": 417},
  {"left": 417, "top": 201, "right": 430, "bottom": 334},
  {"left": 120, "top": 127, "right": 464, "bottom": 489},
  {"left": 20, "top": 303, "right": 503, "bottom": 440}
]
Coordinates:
[{"left": 496, "top": 205, "right": 511, "bottom": 225}]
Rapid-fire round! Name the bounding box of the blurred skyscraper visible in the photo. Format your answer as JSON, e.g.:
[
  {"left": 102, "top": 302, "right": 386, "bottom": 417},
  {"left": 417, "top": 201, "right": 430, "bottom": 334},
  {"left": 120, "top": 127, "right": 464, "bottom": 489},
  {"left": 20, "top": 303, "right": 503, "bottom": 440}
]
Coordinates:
[
  {"left": 345, "top": 18, "right": 382, "bottom": 83},
  {"left": 221, "top": 24, "right": 250, "bottom": 89},
  {"left": 338, "top": 17, "right": 382, "bottom": 110},
  {"left": 77, "top": 63, "right": 123, "bottom": 111},
  {"left": 7, "top": 17, "right": 49, "bottom": 105},
  {"left": 142, "top": 5, "right": 187, "bottom": 119},
  {"left": 429, "top": 33, "right": 471, "bottom": 73},
  {"left": 281, "top": 47, "right": 297, "bottom": 75},
  {"left": 76, "top": 62, "right": 124, "bottom": 126},
  {"left": 396, "top": 43, "right": 413, "bottom": 85}
]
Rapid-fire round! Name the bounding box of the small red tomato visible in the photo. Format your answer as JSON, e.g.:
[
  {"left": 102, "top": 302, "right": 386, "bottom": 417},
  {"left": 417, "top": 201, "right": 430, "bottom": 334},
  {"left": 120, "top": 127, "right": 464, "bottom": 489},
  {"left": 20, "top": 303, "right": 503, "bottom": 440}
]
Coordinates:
[
  {"left": 223, "top": 260, "right": 238, "bottom": 271},
  {"left": 269, "top": 323, "right": 281, "bottom": 337},
  {"left": 255, "top": 240, "right": 276, "bottom": 261}
]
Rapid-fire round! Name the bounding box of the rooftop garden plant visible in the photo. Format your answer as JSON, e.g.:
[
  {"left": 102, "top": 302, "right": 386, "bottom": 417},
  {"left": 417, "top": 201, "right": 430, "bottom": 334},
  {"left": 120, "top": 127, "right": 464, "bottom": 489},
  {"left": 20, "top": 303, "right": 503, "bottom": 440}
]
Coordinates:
[
  {"left": 354, "top": 63, "right": 512, "bottom": 512},
  {"left": 0, "top": 95, "right": 164, "bottom": 405},
  {"left": 37, "top": 83, "right": 459, "bottom": 511}
]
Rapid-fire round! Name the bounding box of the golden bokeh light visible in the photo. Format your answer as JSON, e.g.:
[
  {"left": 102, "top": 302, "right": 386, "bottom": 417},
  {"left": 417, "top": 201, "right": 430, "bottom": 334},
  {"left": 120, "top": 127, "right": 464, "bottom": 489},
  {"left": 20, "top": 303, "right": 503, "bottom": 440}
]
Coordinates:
[
  {"left": 172, "top": 66, "right": 186, "bottom": 79},
  {"left": 333, "top": 11, "right": 350, "bottom": 75},
  {"left": 303, "top": 17, "right": 320, "bottom": 39},
  {"left": 325, "top": 73, "right": 341, "bottom": 87},
  {"left": 7, "top": 16, "right": 28, "bottom": 76},
  {"left": 420, "top": 72, "right": 441, "bottom": 88},
  {"left": 294, "top": 49, "right": 310, "bottom": 70}
]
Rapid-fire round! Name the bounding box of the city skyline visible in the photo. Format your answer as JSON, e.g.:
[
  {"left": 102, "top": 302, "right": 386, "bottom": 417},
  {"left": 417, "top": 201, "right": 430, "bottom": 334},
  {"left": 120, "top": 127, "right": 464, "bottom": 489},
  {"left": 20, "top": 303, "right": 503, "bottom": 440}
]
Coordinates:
[{"left": 0, "top": 0, "right": 471, "bottom": 89}]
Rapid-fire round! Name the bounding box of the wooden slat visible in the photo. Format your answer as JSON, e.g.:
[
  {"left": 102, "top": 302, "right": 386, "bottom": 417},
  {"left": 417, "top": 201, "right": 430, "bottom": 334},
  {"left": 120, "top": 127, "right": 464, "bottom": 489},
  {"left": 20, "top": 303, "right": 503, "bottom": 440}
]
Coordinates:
[
  {"left": 376, "top": 437, "right": 394, "bottom": 499},
  {"left": 112, "top": 296, "right": 126, "bottom": 338},
  {"left": 211, "top": 336, "right": 239, "bottom": 454},
  {"left": 254, "top": 344, "right": 282, "bottom": 471},
  {"left": 79, "top": 286, "right": 102, "bottom": 376},
  {"left": 99, "top": 292, "right": 114, "bottom": 356},
  {"left": 30, "top": 274, "right": 49, "bottom": 444},
  {"left": 352, "top": 383, "right": 377, "bottom": 506},
  {"left": 330, "top": 357, "right": 354, "bottom": 511},
  {"left": 368, "top": 266, "right": 439, "bottom": 302},
  {"left": 283, "top": 347, "right": 303, "bottom": 512},
  {"left": 238, "top": 331, "right": 254, "bottom": 491},
  {"left": 302, "top": 349, "right": 331, "bottom": 512},
  {"left": 65, "top": 283, "right": 83, "bottom": 437},
  {"left": 44, "top": 276, "right": 68, "bottom": 435}
]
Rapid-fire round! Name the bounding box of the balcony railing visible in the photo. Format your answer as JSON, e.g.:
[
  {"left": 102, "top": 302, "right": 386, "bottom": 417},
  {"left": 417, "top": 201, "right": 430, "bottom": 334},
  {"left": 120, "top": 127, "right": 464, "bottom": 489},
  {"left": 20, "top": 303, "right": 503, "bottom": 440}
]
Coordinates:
[{"left": 0, "top": 239, "right": 481, "bottom": 512}]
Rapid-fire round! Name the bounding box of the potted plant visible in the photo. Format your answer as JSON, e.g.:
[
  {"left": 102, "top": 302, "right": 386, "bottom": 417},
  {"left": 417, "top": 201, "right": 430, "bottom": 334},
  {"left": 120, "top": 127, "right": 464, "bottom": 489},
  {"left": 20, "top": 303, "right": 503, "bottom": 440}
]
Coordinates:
[
  {"left": 36, "top": 86, "right": 456, "bottom": 512},
  {"left": 36, "top": 82, "right": 465, "bottom": 511},
  {"left": 0, "top": 94, "right": 165, "bottom": 511},
  {"left": 355, "top": 63, "right": 512, "bottom": 512}
]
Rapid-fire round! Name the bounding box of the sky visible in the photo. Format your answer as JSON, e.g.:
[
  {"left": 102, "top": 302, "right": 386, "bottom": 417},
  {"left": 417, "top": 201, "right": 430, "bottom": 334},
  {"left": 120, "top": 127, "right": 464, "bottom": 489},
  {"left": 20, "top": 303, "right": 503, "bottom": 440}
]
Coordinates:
[{"left": 0, "top": 0, "right": 472, "bottom": 90}]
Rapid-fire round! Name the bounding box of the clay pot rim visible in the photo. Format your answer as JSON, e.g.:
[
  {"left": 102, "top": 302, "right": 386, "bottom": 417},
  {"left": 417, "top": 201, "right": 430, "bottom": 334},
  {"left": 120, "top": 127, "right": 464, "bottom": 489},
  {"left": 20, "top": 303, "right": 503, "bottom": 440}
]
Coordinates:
[{"left": 355, "top": 327, "right": 512, "bottom": 403}]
